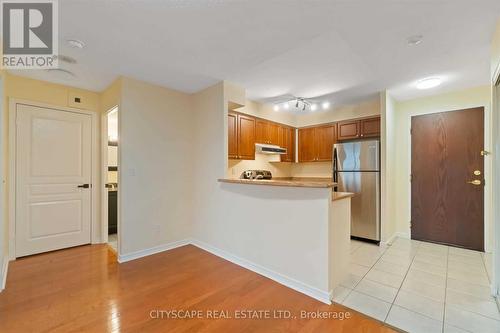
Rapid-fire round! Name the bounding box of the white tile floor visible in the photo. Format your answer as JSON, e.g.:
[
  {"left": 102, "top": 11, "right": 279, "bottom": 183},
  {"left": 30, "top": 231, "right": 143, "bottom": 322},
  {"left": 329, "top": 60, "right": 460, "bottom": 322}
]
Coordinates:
[{"left": 333, "top": 237, "right": 499, "bottom": 333}]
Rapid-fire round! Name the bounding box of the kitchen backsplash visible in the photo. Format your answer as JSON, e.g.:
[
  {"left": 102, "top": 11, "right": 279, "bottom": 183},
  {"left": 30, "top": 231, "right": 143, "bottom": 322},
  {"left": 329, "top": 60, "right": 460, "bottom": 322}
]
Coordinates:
[{"left": 227, "top": 154, "right": 292, "bottom": 178}]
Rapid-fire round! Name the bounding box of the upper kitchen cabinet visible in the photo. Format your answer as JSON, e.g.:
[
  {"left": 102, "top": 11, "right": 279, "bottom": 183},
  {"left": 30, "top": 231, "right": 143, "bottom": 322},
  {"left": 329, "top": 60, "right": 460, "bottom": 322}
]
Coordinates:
[
  {"left": 279, "top": 126, "right": 295, "bottom": 162},
  {"left": 228, "top": 112, "right": 238, "bottom": 159},
  {"left": 298, "top": 127, "right": 316, "bottom": 162},
  {"left": 337, "top": 116, "right": 380, "bottom": 141},
  {"left": 228, "top": 111, "right": 256, "bottom": 160},
  {"left": 316, "top": 125, "right": 336, "bottom": 161},
  {"left": 298, "top": 124, "right": 336, "bottom": 162},
  {"left": 256, "top": 119, "right": 280, "bottom": 145},
  {"left": 337, "top": 119, "right": 360, "bottom": 140},
  {"left": 360, "top": 117, "right": 381, "bottom": 138}
]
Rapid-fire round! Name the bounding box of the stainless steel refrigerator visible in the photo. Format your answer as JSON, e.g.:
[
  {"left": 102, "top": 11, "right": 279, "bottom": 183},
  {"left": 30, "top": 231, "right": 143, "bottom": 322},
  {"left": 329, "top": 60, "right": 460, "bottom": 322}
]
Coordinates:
[{"left": 333, "top": 140, "right": 380, "bottom": 242}]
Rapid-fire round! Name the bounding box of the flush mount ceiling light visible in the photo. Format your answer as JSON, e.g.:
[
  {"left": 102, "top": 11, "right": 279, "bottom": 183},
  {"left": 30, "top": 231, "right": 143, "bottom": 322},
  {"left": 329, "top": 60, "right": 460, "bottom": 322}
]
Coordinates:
[
  {"left": 416, "top": 77, "right": 442, "bottom": 89},
  {"left": 45, "top": 68, "right": 76, "bottom": 80},
  {"left": 67, "top": 39, "right": 85, "bottom": 49},
  {"left": 322, "top": 101, "right": 330, "bottom": 110},
  {"left": 310, "top": 104, "right": 318, "bottom": 111},
  {"left": 407, "top": 34, "right": 423, "bottom": 46}
]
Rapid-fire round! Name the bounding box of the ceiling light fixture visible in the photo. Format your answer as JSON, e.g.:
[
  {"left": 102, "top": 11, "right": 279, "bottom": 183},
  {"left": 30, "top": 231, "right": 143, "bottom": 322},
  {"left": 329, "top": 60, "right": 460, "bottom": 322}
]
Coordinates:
[
  {"left": 407, "top": 34, "right": 423, "bottom": 46},
  {"left": 272, "top": 96, "right": 330, "bottom": 112},
  {"left": 416, "top": 77, "right": 442, "bottom": 89},
  {"left": 67, "top": 39, "right": 85, "bottom": 49}
]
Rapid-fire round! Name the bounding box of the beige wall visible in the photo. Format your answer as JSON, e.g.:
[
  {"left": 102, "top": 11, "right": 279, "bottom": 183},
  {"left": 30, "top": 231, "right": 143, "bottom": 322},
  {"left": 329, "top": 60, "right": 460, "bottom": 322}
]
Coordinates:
[
  {"left": 101, "top": 78, "right": 122, "bottom": 113},
  {"left": 228, "top": 154, "right": 293, "bottom": 178},
  {"left": 491, "top": 19, "right": 500, "bottom": 295},
  {"left": 392, "top": 86, "right": 493, "bottom": 250},
  {"left": 237, "top": 99, "right": 296, "bottom": 127},
  {"left": 119, "top": 77, "right": 194, "bottom": 256},
  {"left": 0, "top": 71, "right": 5, "bottom": 278},
  {"left": 380, "top": 91, "right": 397, "bottom": 242}
]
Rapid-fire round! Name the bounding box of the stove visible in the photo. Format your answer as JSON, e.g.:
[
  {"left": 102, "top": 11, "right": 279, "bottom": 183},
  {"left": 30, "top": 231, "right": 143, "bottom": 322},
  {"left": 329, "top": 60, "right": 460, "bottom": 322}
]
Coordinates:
[{"left": 241, "top": 170, "right": 272, "bottom": 180}]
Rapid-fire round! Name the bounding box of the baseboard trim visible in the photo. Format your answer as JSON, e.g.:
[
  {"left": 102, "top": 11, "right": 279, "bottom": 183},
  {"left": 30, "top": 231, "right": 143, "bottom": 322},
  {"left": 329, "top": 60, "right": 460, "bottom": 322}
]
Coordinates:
[
  {"left": 190, "top": 239, "right": 331, "bottom": 305},
  {"left": 104, "top": 237, "right": 332, "bottom": 304},
  {"left": 118, "top": 239, "right": 191, "bottom": 263},
  {"left": 385, "top": 232, "right": 409, "bottom": 246},
  {"left": 0, "top": 257, "right": 9, "bottom": 292}
]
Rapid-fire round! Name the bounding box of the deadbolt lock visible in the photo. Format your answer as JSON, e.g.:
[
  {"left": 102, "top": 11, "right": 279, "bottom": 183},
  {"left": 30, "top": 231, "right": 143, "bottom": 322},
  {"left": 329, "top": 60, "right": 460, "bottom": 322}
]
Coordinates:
[{"left": 473, "top": 170, "right": 481, "bottom": 176}]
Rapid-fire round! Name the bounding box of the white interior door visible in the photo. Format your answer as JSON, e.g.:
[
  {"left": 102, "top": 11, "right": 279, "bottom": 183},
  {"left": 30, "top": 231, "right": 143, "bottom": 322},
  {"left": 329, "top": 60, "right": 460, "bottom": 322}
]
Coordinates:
[{"left": 15, "top": 104, "right": 92, "bottom": 257}]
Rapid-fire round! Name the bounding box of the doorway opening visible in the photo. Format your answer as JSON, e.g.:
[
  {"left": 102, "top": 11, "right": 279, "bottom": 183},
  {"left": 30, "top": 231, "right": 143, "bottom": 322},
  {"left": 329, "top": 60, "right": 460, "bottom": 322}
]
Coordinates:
[{"left": 103, "top": 106, "right": 119, "bottom": 254}]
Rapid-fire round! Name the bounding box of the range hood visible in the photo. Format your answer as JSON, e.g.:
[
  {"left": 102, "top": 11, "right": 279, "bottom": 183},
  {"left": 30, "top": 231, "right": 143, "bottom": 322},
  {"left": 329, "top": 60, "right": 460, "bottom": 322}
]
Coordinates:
[{"left": 255, "top": 143, "right": 287, "bottom": 155}]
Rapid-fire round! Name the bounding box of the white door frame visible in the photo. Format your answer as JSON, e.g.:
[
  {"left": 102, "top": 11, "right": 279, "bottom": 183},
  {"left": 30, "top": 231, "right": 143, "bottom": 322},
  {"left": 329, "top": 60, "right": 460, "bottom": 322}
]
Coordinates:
[
  {"left": 8, "top": 99, "right": 99, "bottom": 260},
  {"left": 492, "top": 63, "right": 500, "bottom": 298},
  {"left": 101, "top": 106, "right": 120, "bottom": 258}
]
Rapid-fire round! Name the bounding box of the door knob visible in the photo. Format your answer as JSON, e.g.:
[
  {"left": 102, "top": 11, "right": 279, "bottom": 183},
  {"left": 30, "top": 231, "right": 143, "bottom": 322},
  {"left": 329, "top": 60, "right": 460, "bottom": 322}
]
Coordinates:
[{"left": 466, "top": 180, "right": 481, "bottom": 186}]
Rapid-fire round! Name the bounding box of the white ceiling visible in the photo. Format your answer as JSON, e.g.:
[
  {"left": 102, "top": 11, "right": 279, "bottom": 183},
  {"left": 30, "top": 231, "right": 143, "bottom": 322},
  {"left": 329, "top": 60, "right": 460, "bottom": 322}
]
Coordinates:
[{"left": 11, "top": 0, "right": 500, "bottom": 105}]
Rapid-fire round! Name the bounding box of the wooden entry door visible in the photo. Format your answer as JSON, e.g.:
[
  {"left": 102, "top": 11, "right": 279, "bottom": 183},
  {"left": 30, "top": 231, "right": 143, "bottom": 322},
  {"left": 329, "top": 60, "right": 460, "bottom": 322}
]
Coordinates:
[
  {"left": 411, "top": 107, "right": 484, "bottom": 251},
  {"left": 15, "top": 104, "right": 92, "bottom": 257}
]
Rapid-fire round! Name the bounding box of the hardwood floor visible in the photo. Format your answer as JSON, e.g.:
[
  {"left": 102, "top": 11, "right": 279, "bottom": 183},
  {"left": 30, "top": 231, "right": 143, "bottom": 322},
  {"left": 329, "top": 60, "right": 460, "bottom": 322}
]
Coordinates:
[{"left": 0, "top": 245, "right": 397, "bottom": 332}]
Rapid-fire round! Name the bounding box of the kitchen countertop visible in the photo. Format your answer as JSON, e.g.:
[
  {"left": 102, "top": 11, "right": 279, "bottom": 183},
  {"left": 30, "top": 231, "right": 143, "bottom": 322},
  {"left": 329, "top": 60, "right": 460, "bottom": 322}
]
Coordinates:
[
  {"left": 332, "top": 191, "right": 355, "bottom": 201},
  {"left": 218, "top": 177, "right": 337, "bottom": 188}
]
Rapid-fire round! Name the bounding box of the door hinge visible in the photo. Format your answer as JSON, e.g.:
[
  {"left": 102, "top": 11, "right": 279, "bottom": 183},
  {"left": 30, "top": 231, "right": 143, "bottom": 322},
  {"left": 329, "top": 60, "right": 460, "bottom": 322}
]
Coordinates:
[
  {"left": 409, "top": 221, "right": 412, "bottom": 228},
  {"left": 481, "top": 150, "right": 490, "bottom": 156},
  {"left": 410, "top": 128, "right": 412, "bottom": 135},
  {"left": 410, "top": 174, "right": 413, "bottom": 182}
]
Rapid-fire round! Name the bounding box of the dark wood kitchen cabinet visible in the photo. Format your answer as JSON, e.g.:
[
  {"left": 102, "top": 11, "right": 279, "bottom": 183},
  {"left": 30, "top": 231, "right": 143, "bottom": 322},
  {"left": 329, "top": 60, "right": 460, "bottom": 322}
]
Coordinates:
[
  {"left": 337, "top": 116, "right": 380, "bottom": 141},
  {"left": 316, "top": 125, "right": 336, "bottom": 161},
  {"left": 256, "top": 119, "right": 280, "bottom": 145},
  {"left": 279, "top": 126, "right": 295, "bottom": 162},
  {"left": 298, "top": 124, "right": 336, "bottom": 162},
  {"left": 227, "top": 112, "right": 238, "bottom": 159},
  {"left": 228, "top": 111, "right": 256, "bottom": 160},
  {"left": 360, "top": 117, "right": 381, "bottom": 138},
  {"left": 337, "top": 119, "right": 360, "bottom": 140},
  {"left": 298, "top": 127, "right": 316, "bottom": 162}
]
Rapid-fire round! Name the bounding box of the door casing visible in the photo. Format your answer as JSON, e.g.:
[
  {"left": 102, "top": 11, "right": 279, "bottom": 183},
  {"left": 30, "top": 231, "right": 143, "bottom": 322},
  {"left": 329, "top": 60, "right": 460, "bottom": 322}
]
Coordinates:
[
  {"left": 8, "top": 99, "right": 99, "bottom": 260},
  {"left": 100, "top": 106, "right": 120, "bottom": 257}
]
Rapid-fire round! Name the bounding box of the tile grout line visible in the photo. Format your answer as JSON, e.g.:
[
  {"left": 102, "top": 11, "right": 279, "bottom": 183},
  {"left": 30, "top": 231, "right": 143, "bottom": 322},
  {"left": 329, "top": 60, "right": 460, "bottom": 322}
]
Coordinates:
[
  {"left": 441, "top": 245, "right": 449, "bottom": 333},
  {"left": 382, "top": 240, "right": 421, "bottom": 323},
  {"left": 340, "top": 241, "right": 391, "bottom": 303}
]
